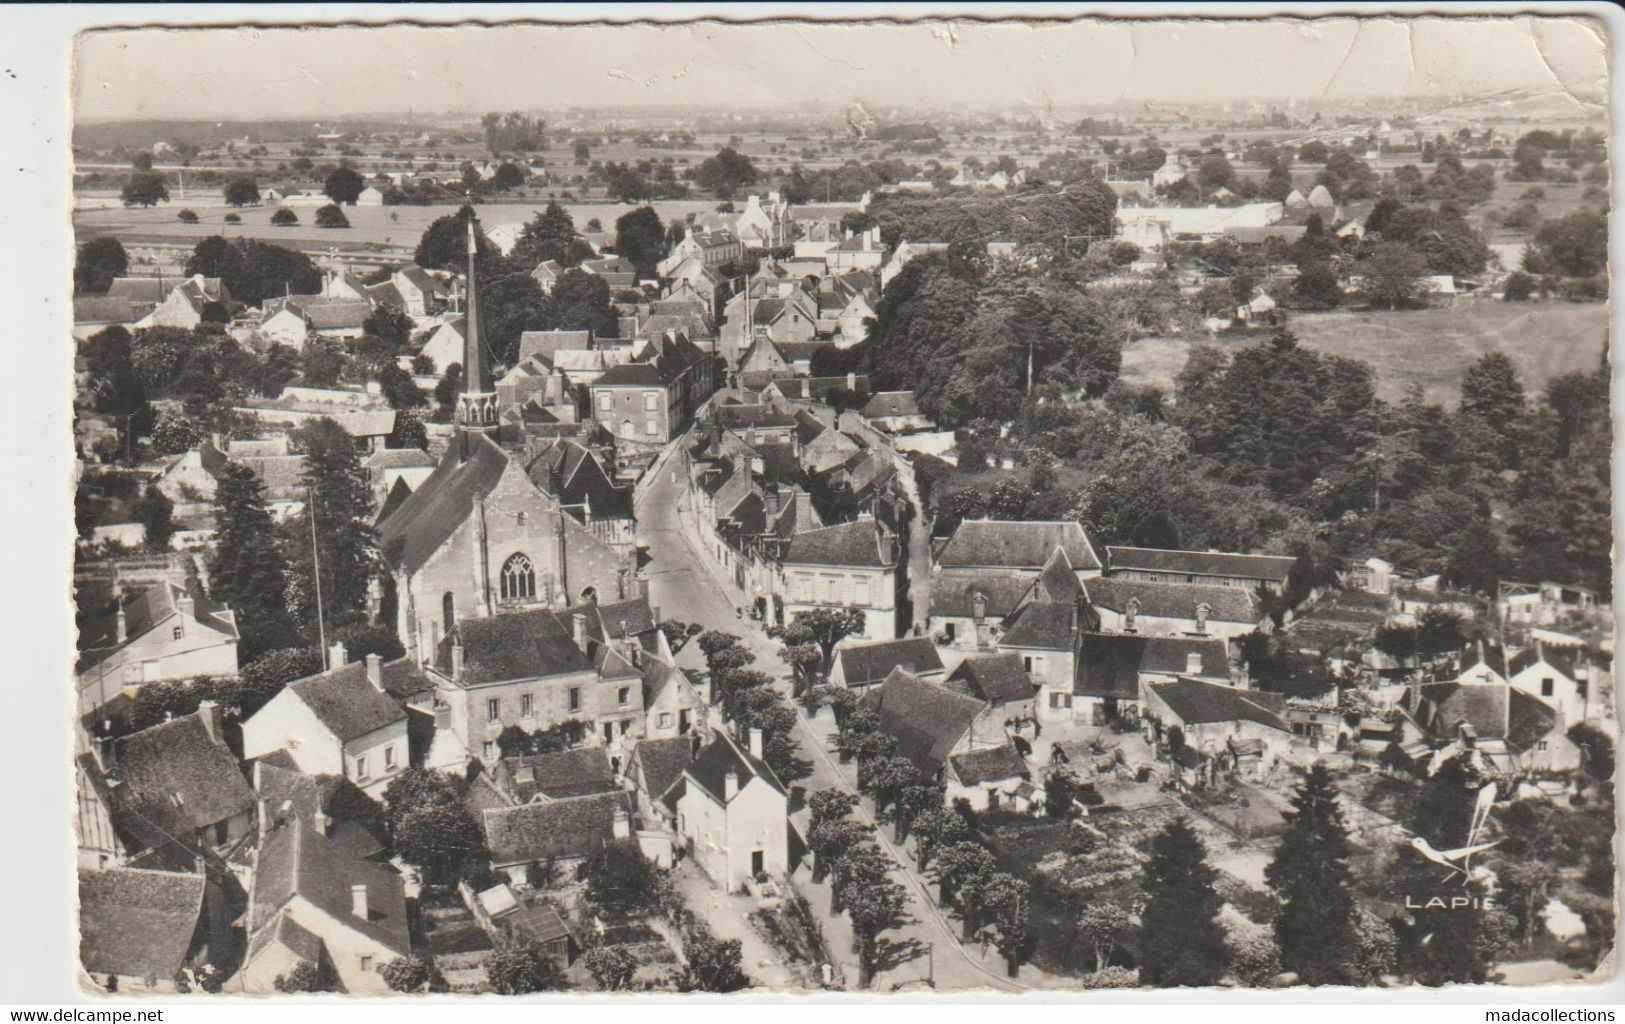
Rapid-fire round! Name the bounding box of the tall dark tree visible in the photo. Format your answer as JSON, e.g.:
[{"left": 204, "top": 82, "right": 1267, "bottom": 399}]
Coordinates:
[
  {"left": 323, "top": 166, "right": 366, "bottom": 205},
  {"left": 185, "top": 236, "right": 321, "bottom": 306},
  {"left": 209, "top": 463, "right": 297, "bottom": 658},
  {"left": 546, "top": 268, "right": 618, "bottom": 338},
  {"left": 121, "top": 171, "right": 169, "bottom": 207},
  {"left": 1459, "top": 352, "right": 1525, "bottom": 433},
  {"left": 1138, "top": 818, "right": 1230, "bottom": 987},
  {"left": 614, "top": 205, "right": 666, "bottom": 279},
  {"left": 75, "top": 237, "right": 128, "bottom": 294},
  {"left": 511, "top": 200, "right": 579, "bottom": 268},
  {"left": 134, "top": 485, "right": 175, "bottom": 553},
  {"left": 1265, "top": 763, "right": 1360, "bottom": 984},
  {"left": 292, "top": 417, "right": 377, "bottom": 629},
  {"left": 223, "top": 176, "right": 261, "bottom": 207},
  {"left": 79, "top": 325, "right": 151, "bottom": 437},
  {"left": 414, "top": 205, "right": 492, "bottom": 271},
  {"left": 694, "top": 146, "right": 759, "bottom": 199}
]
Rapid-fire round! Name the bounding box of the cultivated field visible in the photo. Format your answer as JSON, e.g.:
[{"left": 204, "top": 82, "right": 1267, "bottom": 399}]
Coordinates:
[{"left": 1120, "top": 301, "right": 1609, "bottom": 405}]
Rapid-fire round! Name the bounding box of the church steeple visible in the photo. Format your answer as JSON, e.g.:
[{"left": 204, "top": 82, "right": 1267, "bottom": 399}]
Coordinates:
[{"left": 455, "top": 215, "right": 498, "bottom": 450}]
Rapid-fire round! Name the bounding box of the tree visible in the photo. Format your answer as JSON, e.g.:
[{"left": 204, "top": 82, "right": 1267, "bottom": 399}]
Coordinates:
[
  {"left": 585, "top": 839, "right": 661, "bottom": 917},
  {"left": 1137, "top": 819, "right": 1229, "bottom": 987},
  {"left": 836, "top": 841, "right": 911, "bottom": 989},
  {"left": 394, "top": 802, "right": 484, "bottom": 885},
  {"left": 380, "top": 954, "right": 448, "bottom": 993},
  {"left": 546, "top": 268, "right": 618, "bottom": 338},
  {"left": 1504, "top": 270, "right": 1536, "bottom": 302},
  {"left": 364, "top": 302, "right": 415, "bottom": 349},
  {"left": 209, "top": 463, "right": 298, "bottom": 657},
  {"left": 983, "top": 873, "right": 1031, "bottom": 977},
  {"left": 185, "top": 236, "right": 321, "bottom": 306},
  {"left": 415, "top": 205, "right": 491, "bottom": 271},
  {"left": 676, "top": 933, "right": 748, "bottom": 992},
  {"left": 121, "top": 171, "right": 169, "bottom": 207},
  {"left": 934, "top": 841, "right": 995, "bottom": 931},
  {"left": 234, "top": 646, "right": 323, "bottom": 718},
  {"left": 910, "top": 805, "right": 972, "bottom": 873},
  {"left": 273, "top": 959, "right": 335, "bottom": 993},
  {"left": 492, "top": 162, "right": 526, "bottom": 191},
  {"left": 150, "top": 412, "right": 205, "bottom": 455},
  {"left": 694, "top": 146, "right": 759, "bottom": 199},
  {"left": 614, "top": 205, "right": 666, "bottom": 279},
  {"left": 292, "top": 418, "right": 377, "bottom": 627},
  {"left": 74, "top": 237, "right": 129, "bottom": 294},
  {"left": 223, "top": 176, "right": 260, "bottom": 207},
  {"left": 1357, "top": 242, "right": 1427, "bottom": 309},
  {"left": 1077, "top": 900, "right": 1133, "bottom": 974},
  {"left": 1524, "top": 210, "right": 1607, "bottom": 279},
  {"left": 177, "top": 208, "right": 200, "bottom": 224},
  {"left": 1292, "top": 261, "right": 1342, "bottom": 310},
  {"left": 1567, "top": 722, "right": 1615, "bottom": 789},
  {"left": 324, "top": 166, "right": 366, "bottom": 205},
  {"left": 807, "top": 789, "right": 861, "bottom": 882},
  {"left": 271, "top": 208, "right": 299, "bottom": 227},
  {"left": 131, "top": 151, "right": 154, "bottom": 171},
  {"left": 581, "top": 945, "right": 638, "bottom": 991},
  {"left": 769, "top": 609, "right": 866, "bottom": 693},
  {"left": 315, "top": 204, "right": 350, "bottom": 229},
  {"left": 485, "top": 946, "right": 566, "bottom": 994},
  {"left": 1459, "top": 352, "right": 1524, "bottom": 433},
  {"left": 511, "top": 201, "right": 579, "bottom": 268},
  {"left": 659, "top": 620, "right": 704, "bottom": 655},
  {"left": 1265, "top": 763, "right": 1360, "bottom": 984}
]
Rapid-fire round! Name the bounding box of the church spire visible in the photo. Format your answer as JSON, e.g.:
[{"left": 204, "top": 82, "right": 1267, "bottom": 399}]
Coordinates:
[{"left": 455, "top": 215, "right": 498, "bottom": 449}]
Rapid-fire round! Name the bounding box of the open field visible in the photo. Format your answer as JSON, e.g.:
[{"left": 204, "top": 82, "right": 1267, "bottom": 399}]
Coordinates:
[{"left": 1120, "top": 302, "right": 1608, "bottom": 405}]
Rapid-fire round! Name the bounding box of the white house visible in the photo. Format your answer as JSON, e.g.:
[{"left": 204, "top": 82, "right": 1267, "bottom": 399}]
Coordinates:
[
  {"left": 76, "top": 581, "right": 239, "bottom": 718},
  {"left": 666, "top": 728, "right": 788, "bottom": 892},
  {"left": 242, "top": 651, "right": 431, "bottom": 800},
  {"left": 1507, "top": 643, "right": 1589, "bottom": 727}
]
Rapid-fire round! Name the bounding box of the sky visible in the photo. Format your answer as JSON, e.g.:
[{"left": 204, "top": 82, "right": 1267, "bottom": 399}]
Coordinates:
[{"left": 73, "top": 14, "right": 1609, "bottom": 121}]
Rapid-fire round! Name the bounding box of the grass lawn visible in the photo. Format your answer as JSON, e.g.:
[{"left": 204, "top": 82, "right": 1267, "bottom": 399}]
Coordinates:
[{"left": 1121, "top": 301, "right": 1607, "bottom": 405}]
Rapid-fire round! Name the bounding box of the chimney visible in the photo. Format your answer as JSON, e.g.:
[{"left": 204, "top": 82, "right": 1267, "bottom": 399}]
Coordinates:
[
  {"left": 749, "top": 727, "right": 764, "bottom": 760},
  {"left": 115, "top": 600, "right": 128, "bottom": 645},
  {"left": 612, "top": 808, "right": 631, "bottom": 839},
  {"left": 196, "top": 701, "right": 224, "bottom": 747},
  {"left": 763, "top": 489, "right": 782, "bottom": 518},
  {"left": 313, "top": 810, "right": 332, "bottom": 837},
  {"left": 794, "top": 490, "right": 812, "bottom": 528},
  {"left": 365, "top": 653, "right": 383, "bottom": 692},
  {"left": 176, "top": 593, "right": 195, "bottom": 621},
  {"left": 572, "top": 613, "right": 588, "bottom": 651},
  {"left": 350, "top": 884, "right": 369, "bottom": 921},
  {"left": 433, "top": 701, "right": 451, "bottom": 730},
  {"left": 723, "top": 769, "right": 739, "bottom": 801},
  {"left": 451, "top": 644, "right": 465, "bottom": 682},
  {"left": 846, "top": 371, "right": 856, "bottom": 390},
  {"left": 328, "top": 641, "right": 347, "bottom": 670},
  {"left": 1187, "top": 652, "right": 1204, "bottom": 676}
]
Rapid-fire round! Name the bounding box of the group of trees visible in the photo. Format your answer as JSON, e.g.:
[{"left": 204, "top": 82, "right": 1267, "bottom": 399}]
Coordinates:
[
  {"left": 481, "top": 111, "right": 547, "bottom": 154},
  {"left": 695, "top": 631, "right": 809, "bottom": 785}
]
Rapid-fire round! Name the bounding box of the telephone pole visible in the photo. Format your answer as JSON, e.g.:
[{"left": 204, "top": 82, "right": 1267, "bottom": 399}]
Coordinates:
[{"left": 308, "top": 486, "right": 328, "bottom": 666}]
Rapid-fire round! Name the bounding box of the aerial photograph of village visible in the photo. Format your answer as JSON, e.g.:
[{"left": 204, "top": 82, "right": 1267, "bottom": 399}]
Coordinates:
[{"left": 63, "top": 12, "right": 1615, "bottom": 996}]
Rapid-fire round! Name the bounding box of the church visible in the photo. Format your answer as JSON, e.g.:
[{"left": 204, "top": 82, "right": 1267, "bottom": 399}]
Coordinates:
[{"left": 378, "top": 218, "right": 641, "bottom": 664}]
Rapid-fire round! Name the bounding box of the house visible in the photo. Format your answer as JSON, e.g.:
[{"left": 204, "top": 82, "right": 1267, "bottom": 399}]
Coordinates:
[
  {"left": 1506, "top": 643, "right": 1590, "bottom": 730},
  {"left": 482, "top": 789, "right": 637, "bottom": 886},
  {"left": 861, "top": 667, "right": 1018, "bottom": 810},
  {"left": 731, "top": 192, "right": 793, "bottom": 249},
  {"left": 1414, "top": 682, "right": 1582, "bottom": 774},
  {"left": 488, "top": 746, "right": 620, "bottom": 805},
  {"left": 389, "top": 266, "right": 450, "bottom": 319},
  {"left": 423, "top": 601, "right": 654, "bottom": 768},
  {"left": 627, "top": 735, "right": 696, "bottom": 826},
  {"left": 532, "top": 259, "right": 566, "bottom": 295},
  {"left": 123, "top": 275, "right": 230, "bottom": 331},
  {"left": 1082, "top": 577, "right": 1265, "bottom": 640},
  {"left": 1456, "top": 640, "right": 1511, "bottom": 686},
  {"left": 861, "top": 390, "right": 932, "bottom": 432},
  {"left": 76, "top": 581, "right": 239, "bottom": 718},
  {"left": 944, "top": 744, "right": 1033, "bottom": 812},
  {"left": 658, "top": 226, "right": 744, "bottom": 276},
  {"left": 824, "top": 228, "right": 886, "bottom": 273},
  {"left": 945, "top": 652, "right": 1038, "bottom": 729},
  {"left": 73, "top": 295, "right": 156, "bottom": 339},
  {"left": 1062, "top": 633, "right": 1231, "bottom": 727},
  {"left": 586, "top": 331, "right": 716, "bottom": 447},
  {"left": 1151, "top": 152, "right": 1189, "bottom": 188},
  {"left": 930, "top": 571, "right": 1046, "bottom": 653},
  {"left": 364, "top": 447, "right": 436, "bottom": 508},
  {"left": 1143, "top": 676, "right": 1292, "bottom": 765},
  {"left": 1114, "top": 203, "right": 1284, "bottom": 251},
  {"left": 666, "top": 728, "right": 788, "bottom": 892},
  {"left": 580, "top": 255, "right": 640, "bottom": 290},
  {"left": 1104, "top": 546, "right": 1296, "bottom": 592},
  {"left": 87, "top": 704, "right": 258, "bottom": 862},
  {"left": 378, "top": 239, "right": 640, "bottom": 663},
  {"left": 233, "top": 387, "right": 397, "bottom": 452},
  {"left": 239, "top": 815, "right": 411, "bottom": 994},
  {"left": 259, "top": 296, "right": 373, "bottom": 341},
  {"left": 779, "top": 518, "right": 900, "bottom": 641},
  {"left": 878, "top": 241, "right": 949, "bottom": 292},
  {"left": 936, "top": 519, "right": 1106, "bottom": 578},
  {"left": 78, "top": 868, "right": 210, "bottom": 993},
  {"left": 242, "top": 652, "right": 432, "bottom": 800},
  {"left": 414, "top": 317, "right": 469, "bottom": 375},
  {"left": 355, "top": 186, "right": 385, "bottom": 206},
  {"left": 829, "top": 636, "right": 946, "bottom": 691},
  {"left": 641, "top": 644, "right": 708, "bottom": 740},
  {"left": 995, "top": 547, "right": 1092, "bottom": 693},
  {"left": 153, "top": 436, "right": 308, "bottom": 520}
]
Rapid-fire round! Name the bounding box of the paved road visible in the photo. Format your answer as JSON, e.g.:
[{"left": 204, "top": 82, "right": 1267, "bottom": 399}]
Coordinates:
[{"left": 635, "top": 441, "right": 1028, "bottom": 991}]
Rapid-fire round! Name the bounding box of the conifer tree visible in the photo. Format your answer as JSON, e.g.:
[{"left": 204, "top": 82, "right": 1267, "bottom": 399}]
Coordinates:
[
  {"left": 208, "top": 463, "right": 295, "bottom": 658},
  {"left": 293, "top": 418, "right": 378, "bottom": 630},
  {"left": 1138, "top": 818, "right": 1230, "bottom": 987},
  {"left": 1266, "top": 762, "right": 1359, "bottom": 984}
]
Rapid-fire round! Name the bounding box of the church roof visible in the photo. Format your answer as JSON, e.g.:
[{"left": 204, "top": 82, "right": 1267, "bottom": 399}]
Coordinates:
[{"left": 376, "top": 432, "right": 509, "bottom": 573}]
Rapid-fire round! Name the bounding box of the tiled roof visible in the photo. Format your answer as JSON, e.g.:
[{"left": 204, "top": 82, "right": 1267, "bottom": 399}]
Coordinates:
[
  {"left": 1148, "top": 677, "right": 1288, "bottom": 732},
  {"left": 78, "top": 868, "right": 205, "bottom": 981},
  {"left": 938, "top": 520, "right": 1104, "bottom": 573},
  {"left": 286, "top": 659, "right": 420, "bottom": 742},
  {"left": 106, "top": 710, "right": 256, "bottom": 835},
  {"left": 249, "top": 817, "right": 410, "bottom": 955},
  {"left": 948, "top": 744, "right": 1030, "bottom": 787},
  {"left": 518, "top": 330, "right": 592, "bottom": 364},
  {"left": 1075, "top": 633, "right": 1230, "bottom": 699},
  {"left": 835, "top": 637, "right": 945, "bottom": 688},
  {"left": 1082, "top": 577, "right": 1262, "bottom": 624},
  {"left": 73, "top": 295, "right": 153, "bottom": 323},
  {"left": 683, "top": 730, "right": 786, "bottom": 804},
  {"left": 377, "top": 432, "right": 508, "bottom": 574},
  {"left": 860, "top": 667, "right": 986, "bottom": 773},
  {"left": 1418, "top": 682, "right": 1509, "bottom": 741},
  {"left": 499, "top": 747, "right": 619, "bottom": 802},
  {"left": 928, "top": 571, "right": 1037, "bottom": 620},
  {"left": 946, "top": 653, "right": 1036, "bottom": 705},
  {"left": 782, "top": 519, "right": 893, "bottom": 568},
  {"left": 632, "top": 735, "right": 695, "bottom": 800},
  {"left": 1106, "top": 546, "right": 1296, "bottom": 583},
  {"left": 482, "top": 790, "right": 631, "bottom": 866},
  {"left": 714, "top": 404, "right": 795, "bottom": 430},
  {"left": 440, "top": 609, "right": 590, "bottom": 685},
  {"left": 862, "top": 391, "right": 922, "bottom": 419},
  {"left": 366, "top": 447, "right": 436, "bottom": 470},
  {"left": 77, "top": 580, "right": 237, "bottom": 669},
  {"left": 999, "top": 601, "right": 1079, "bottom": 650},
  {"left": 1506, "top": 689, "right": 1559, "bottom": 751}
]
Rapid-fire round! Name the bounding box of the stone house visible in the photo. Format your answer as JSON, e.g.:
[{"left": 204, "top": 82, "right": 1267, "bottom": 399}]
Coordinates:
[{"left": 779, "top": 518, "right": 900, "bottom": 641}]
